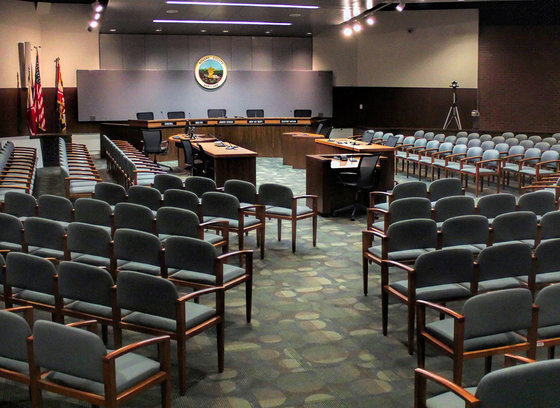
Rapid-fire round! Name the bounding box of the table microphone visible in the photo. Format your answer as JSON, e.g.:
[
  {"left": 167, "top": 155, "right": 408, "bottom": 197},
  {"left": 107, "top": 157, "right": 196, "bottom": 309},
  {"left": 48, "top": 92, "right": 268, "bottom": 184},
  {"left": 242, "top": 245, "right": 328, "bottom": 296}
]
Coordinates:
[
  {"left": 301, "top": 124, "right": 309, "bottom": 135},
  {"left": 161, "top": 111, "right": 164, "bottom": 119}
]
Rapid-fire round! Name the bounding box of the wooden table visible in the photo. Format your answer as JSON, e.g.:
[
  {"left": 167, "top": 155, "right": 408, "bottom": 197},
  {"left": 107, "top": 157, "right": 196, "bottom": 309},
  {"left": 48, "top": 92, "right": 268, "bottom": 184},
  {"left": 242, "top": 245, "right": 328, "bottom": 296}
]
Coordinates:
[
  {"left": 193, "top": 142, "right": 257, "bottom": 187},
  {"left": 282, "top": 132, "right": 324, "bottom": 169},
  {"left": 306, "top": 150, "right": 395, "bottom": 216}
]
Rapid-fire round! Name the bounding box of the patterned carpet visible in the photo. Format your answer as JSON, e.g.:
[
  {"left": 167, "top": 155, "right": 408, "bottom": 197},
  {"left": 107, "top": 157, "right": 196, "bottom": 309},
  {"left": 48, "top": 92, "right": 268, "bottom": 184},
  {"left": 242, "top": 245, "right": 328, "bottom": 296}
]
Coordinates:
[{"left": 1, "top": 157, "right": 528, "bottom": 407}]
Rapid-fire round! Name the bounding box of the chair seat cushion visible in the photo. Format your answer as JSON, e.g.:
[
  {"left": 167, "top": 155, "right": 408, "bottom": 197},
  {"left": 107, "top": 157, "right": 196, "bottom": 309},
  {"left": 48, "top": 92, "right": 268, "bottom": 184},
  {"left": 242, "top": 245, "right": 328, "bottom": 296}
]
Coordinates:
[
  {"left": 71, "top": 253, "right": 112, "bottom": 268},
  {"left": 445, "top": 163, "right": 462, "bottom": 171},
  {"left": 0, "top": 241, "right": 23, "bottom": 251},
  {"left": 203, "top": 216, "right": 260, "bottom": 230},
  {"left": 28, "top": 247, "right": 65, "bottom": 259},
  {"left": 13, "top": 290, "right": 73, "bottom": 306},
  {"left": 425, "top": 318, "right": 527, "bottom": 352},
  {"left": 265, "top": 205, "right": 312, "bottom": 217},
  {"left": 373, "top": 202, "right": 389, "bottom": 211},
  {"left": 117, "top": 262, "right": 161, "bottom": 276},
  {"left": 391, "top": 281, "right": 472, "bottom": 302},
  {"left": 0, "top": 355, "right": 30, "bottom": 375},
  {"left": 204, "top": 232, "right": 225, "bottom": 245},
  {"left": 368, "top": 246, "right": 435, "bottom": 261},
  {"left": 425, "top": 387, "right": 477, "bottom": 408},
  {"left": 467, "top": 277, "right": 526, "bottom": 293},
  {"left": 122, "top": 302, "right": 216, "bottom": 332},
  {"left": 441, "top": 244, "right": 485, "bottom": 254},
  {"left": 43, "top": 350, "right": 161, "bottom": 395},
  {"left": 518, "top": 271, "right": 560, "bottom": 286},
  {"left": 68, "top": 180, "right": 98, "bottom": 194},
  {"left": 63, "top": 300, "right": 131, "bottom": 319},
  {"left": 168, "top": 264, "right": 246, "bottom": 285}
]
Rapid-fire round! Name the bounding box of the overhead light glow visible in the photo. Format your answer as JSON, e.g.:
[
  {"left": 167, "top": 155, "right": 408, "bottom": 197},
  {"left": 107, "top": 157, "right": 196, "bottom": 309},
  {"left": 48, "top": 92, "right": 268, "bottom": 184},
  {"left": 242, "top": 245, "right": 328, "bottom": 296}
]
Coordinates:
[
  {"left": 166, "top": 1, "right": 319, "bottom": 9},
  {"left": 396, "top": 1, "right": 405, "bottom": 12},
  {"left": 92, "top": 1, "right": 104, "bottom": 12},
  {"left": 89, "top": 20, "right": 99, "bottom": 28},
  {"left": 343, "top": 26, "right": 352, "bottom": 36},
  {"left": 353, "top": 22, "right": 362, "bottom": 32},
  {"left": 366, "top": 16, "right": 375, "bottom": 25},
  {"left": 154, "top": 19, "right": 292, "bottom": 26},
  {"left": 94, "top": 12, "right": 101, "bottom": 20}
]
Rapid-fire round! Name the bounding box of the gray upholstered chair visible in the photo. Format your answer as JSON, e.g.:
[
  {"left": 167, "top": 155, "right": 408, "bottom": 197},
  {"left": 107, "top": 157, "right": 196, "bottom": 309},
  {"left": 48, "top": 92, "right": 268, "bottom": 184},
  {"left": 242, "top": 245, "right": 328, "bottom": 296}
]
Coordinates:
[
  {"left": 152, "top": 173, "right": 183, "bottom": 194},
  {"left": 184, "top": 176, "right": 217, "bottom": 200},
  {"left": 440, "top": 214, "right": 489, "bottom": 255},
  {"left": 518, "top": 150, "right": 559, "bottom": 192},
  {"left": 57, "top": 261, "right": 123, "bottom": 347},
  {"left": 417, "top": 142, "right": 452, "bottom": 181},
  {"left": 258, "top": 183, "right": 317, "bottom": 253},
  {"left": 22, "top": 217, "right": 67, "bottom": 260},
  {"left": 127, "top": 185, "right": 162, "bottom": 215},
  {"left": 73, "top": 198, "right": 113, "bottom": 235},
  {"left": 473, "top": 242, "right": 532, "bottom": 293},
  {"left": 433, "top": 196, "right": 475, "bottom": 230},
  {"left": 166, "top": 236, "right": 253, "bottom": 322},
  {"left": 417, "top": 288, "right": 538, "bottom": 385},
  {"left": 3, "top": 191, "right": 37, "bottom": 220},
  {"left": 116, "top": 270, "right": 224, "bottom": 395},
  {"left": 430, "top": 144, "right": 467, "bottom": 181},
  {"left": 93, "top": 182, "right": 127, "bottom": 209},
  {"left": 518, "top": 190, "right": 557, "bottom": 222},
  {"left": 369, "top": 180, "right": 428, "bottom": 211},
  {"left": 403, "top": 138, "right": 431, "bottom": 177},
  {"left": 415, "top": 356, "right": 560, "bottom": 408},
  {"left": 529, "top": 283, "right": 560, "bottom": 358},
  {"left": 445, "top": 146, "right": 483, "bottom": 179},
  {"left": 65, "top": 222, "right": 114, "bottom": 272},
  {"left": 538, "top": 210, "right": 560, "bottom": 244},
  {"left": 475, "top": 193, "right": 517, "bottom": 225},
  {"left": 201, "top": 191, "right": 265, "bottom": 259},
  {"left": 427, "top": 177, "right": 464, "bottom": 205},
  {"left": 382, "top": 248, "right": 474, "bottom": 355},
  {"left": 460, "top": 149, "right": 501, "bottom": 196},
  {"left": 29, "top": 319, "right": 171, "bottom": 407},
  {"left": 113, "top": 202, "right": 155, "bottom": 234},
  {"left": 524, "top": 238, "right": 560, "bottom": 292},
  {"left": 113, "top": 228, "right": 165, "bottom": 277},
  {"left": 223, "top": 179, "right": 257, "bottom": 207},
  {"left": 156, "top": 207, "right": 229, "bottom": 252},
  {"left": 490, "top": 211, "right": 538, "bottom": 247},
  {"left": 362, "top": 218, "right": 438, "bottom": 296},
  {"left": 0, "top": 213, "right": 24, "bottom": 252},
  {"left": 0, "top": 306, "right": 33, "bottom": 401},
  {"left": 3, "top": 252, "right": 63, "bottom": 322},
  {"left": 367, "top": 197, "right": 432, "bottom": 235},
  {"left": 37, "top": 194, "right": 74, "bottom": 229}
]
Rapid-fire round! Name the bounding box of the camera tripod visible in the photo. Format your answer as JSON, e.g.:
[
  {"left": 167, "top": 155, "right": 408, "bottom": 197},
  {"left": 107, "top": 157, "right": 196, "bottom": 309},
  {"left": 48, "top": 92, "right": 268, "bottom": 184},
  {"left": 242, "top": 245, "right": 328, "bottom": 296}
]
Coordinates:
[{"left": 443, "top": 83, "right": 462, "bottom": 129}]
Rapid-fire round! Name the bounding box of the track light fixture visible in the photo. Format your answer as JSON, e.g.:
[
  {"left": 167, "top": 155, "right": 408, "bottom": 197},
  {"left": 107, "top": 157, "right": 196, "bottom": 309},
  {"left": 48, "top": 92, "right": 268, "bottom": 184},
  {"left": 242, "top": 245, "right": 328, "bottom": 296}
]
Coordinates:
[
  {"left": 366, "top": 16, "right": 375, "bottom": 25},
  {"left": 343, "top": 26, "right": 353, "bottom": 36},
  {"left": 353, "top": 22, "right": 362, "bottom": 32},
  {"left": 88, "top": 1, "right": 107, "bottom": 31},
  {"left": 92, "top": 1, "right": 104, "bottom": 12},
  {"left": 396, "top": 0, "right": 405, "bottom": 12}
]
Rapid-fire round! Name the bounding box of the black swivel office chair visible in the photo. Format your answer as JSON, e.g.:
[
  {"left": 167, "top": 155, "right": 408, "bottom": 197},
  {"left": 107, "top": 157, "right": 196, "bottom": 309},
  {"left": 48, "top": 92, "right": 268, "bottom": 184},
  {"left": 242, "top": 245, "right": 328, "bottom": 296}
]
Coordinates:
[
  {"left": 167, "top": 111, "right": 185, "bottom": 119},
  {"left": 141, "top": 129, "right": 172, "bottom": 171},
  {"left": 181, "top": 139, "right": 204, "bottom": 175},
  {"left": 294, "top": 109, "right": 312, "bottom": 117},
  {"left": 246, "top": 109, "right": 264, "bottom": 118},
  {"left": 315, "top": 123, "right": 324, "bottom": 135},
  {"left": 196, "top": 143, "right": 215, "bottom": 178},
  {"left": 136, "top": 112, "right": 154, "bottom": 120},
  {"left": 334, "top": 154, "right": 381, "bottom": 221}
]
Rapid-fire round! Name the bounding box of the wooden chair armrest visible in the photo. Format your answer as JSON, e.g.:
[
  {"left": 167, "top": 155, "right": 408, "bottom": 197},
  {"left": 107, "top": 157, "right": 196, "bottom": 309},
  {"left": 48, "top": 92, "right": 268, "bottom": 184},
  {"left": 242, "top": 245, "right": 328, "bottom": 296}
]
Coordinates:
[
  {"left": 414, "top": 368, "right": 478, "bottom": 407},
  {"left": 382, "top": 259, "right": 415, "bottom": 273},
  {"left": 535, "top": 159, "right": 560, "bottom": 168},
  {"left": 178, "top": 286, "right": 223, "bottom": 302},
  {"left": 217, "top": 249, "right": 253, "bottom": 265},
  {"left": 476, "top": 158, "right": 502, "bottom": 167},
  {"left": 502, "top": 153, "right": 524, "bottom": 161},
  {"left": 504, "top": 354, "right": 536, "bottom": 367},
  {"left": 417, "top": 299, "right": 464, "bottom": 320},
  {"left": 362, "top": 229, "right": 386, "bottom": 240},
  {"left": 65, "top": 176, "right": 103, "bottom": 182},
  {"left": 459, "top": 155, "right": 482, "bottom": 163},
  {"left": 104, "top": 335, "right": 170, "bottom": 360}
]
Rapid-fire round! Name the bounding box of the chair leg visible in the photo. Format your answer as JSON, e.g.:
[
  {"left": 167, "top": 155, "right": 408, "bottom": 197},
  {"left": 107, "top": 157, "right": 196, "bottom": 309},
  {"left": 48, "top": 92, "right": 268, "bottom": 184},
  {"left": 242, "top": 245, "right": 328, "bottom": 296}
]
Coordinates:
[
  {"left": 291, "top": 217, "right": 297, "bottom": 253},
  {"left": 363, "top": 257, "right": 369, "bottom": 296},
  {"left": 246, "top": 280, "right": 252, "bottom": 323},
  {"left": 484, "top": 356, "right": 492, "bottom": 374},
  {"left": 452, "top": 355, "right": 463, "bottom": 385},
  {"left": 312, "top": 214, "right": 317, "bottom": 247},
  {"left": 260, "top": 227, "right": 265, "bottom": 259},
  {"left": 178, "top": 338, "right": 186, "bottom": 395},
  {"left": 407, "top": 301, "right": 415, "bottom": 355},
  {"left": 217, "top": 321, "right": 225, "bottom": 373},
  {"left": 277, "top": 219, "right": 282, "bottom": 241}
]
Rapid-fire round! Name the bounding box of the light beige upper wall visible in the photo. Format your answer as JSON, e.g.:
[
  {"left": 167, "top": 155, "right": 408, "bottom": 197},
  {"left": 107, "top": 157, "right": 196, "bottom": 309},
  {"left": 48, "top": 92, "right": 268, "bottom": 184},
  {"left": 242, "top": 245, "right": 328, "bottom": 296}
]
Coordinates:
[
  {"left": 314, "top": 9, "right": 479, "bottom": 88},
  {"left": 0, "top": 0, "right": 99, "bottom": 88}
]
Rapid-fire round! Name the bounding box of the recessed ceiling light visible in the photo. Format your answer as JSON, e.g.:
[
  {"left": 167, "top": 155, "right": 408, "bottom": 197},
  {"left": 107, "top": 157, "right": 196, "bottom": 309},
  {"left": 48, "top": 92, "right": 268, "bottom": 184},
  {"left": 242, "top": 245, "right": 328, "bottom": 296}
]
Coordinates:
[
  {"left": 110, "top": 28, "right": 117, "bottom": 32},
  {"left": 307, "top": 32, "right": 312, "bottom": 35},
  {"left": 223, "top": 30, "right": 229, "bottom": 32},
  {"left": 289, "top": 13, "right": 301, "bottom": 17},
  {"left": 166, "top": 1, "right": 319, "bottom": 9},
  {"left": 201, "top": 29, "right": 207, "bottom": 32},
  {"left": 166, "top": 9, "right": 179, "bottom": 13},
  {"left": 265, "top": 30, "right": 271, "bottom": 34},
  {"left": 154, "top": 19, "right": 292, "bottom": 26},
  {"left": 155, "top": 28, "right": 163, "bottom": 32}
]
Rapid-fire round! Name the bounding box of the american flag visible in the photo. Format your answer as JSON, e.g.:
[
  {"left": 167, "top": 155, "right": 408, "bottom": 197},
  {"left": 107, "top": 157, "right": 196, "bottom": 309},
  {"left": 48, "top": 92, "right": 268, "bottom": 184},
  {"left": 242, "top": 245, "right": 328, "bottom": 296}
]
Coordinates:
[{"left": 34, "top": 51, "right": 46, "bottom": 131}]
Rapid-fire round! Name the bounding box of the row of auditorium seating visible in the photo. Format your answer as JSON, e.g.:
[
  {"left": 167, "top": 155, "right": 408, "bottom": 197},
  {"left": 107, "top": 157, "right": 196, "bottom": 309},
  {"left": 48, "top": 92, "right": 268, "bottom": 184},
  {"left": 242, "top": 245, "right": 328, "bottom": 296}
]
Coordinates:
[
  {"left": 103, "top": 135, "right": 165, "bottom": 188},
  {"left": 375, "top": 237, "right": 560, "bottom": 355},
  {"left": 369, "top": 189, "right": 559, "bottom": 237},
  {"left": 136, "top": 109, "right": 313, "bottom": 120},
  {"left": 0, "top": 141, "right": 38, "bottom": 202},
  {"left": 58, "top": 137, "right": 101, "bottom": 199},
  {"left": 1, "top": 245, "right": 234, "bottom": 397}
]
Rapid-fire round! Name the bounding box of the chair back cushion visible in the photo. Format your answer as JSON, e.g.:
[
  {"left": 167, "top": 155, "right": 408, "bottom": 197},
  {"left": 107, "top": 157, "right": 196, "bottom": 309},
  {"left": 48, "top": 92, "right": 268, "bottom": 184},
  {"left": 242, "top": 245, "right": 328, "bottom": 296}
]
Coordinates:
[
  {"left": 415, "top": 248, "right": 474, "bottom": 288},
  {"left": 386, "top": 219, "right": 438, "bottom": 252},
  {"left": 6, "top": 252, "right": 57, "bottom": 293},
  {"left": 0, "top": 310, "right": 31, "bottom": 362},
  {"left": 163, "top": 189, "right": 199, "bottom": 212},
  {"left": 58, "top": 261, "right": 114, "bottom": 307},
  {"left": 202, "top": 192, "right": 240, "bottom": 220},
  {"left": 476, "top": 242, "right": 533, "bottom": 281},
  {"left": 165, "top": 236, "right": 217, "bottom": 274},
  {"left": 156, "top": 207, "right": 199, "bottom": 238},
  {"left": 392, "top": 181, "right": 427, "bottom": 200},
  {"left": 33, "top": 320, "right": 106, "bottom": 383},
  {"left": 259, "top": 183, "right": 293, "bottom": 208},
  {"left": 74, "top": 198, "right": 113, "bottom": 226},
  {"left": 463, "top": 288, "right": 533, "bottom": 339},
  {"left": 117, "top": 271, "right": 177, "bottom": 319},
  {"left": 224, "top": 180, "right": 257, "bottom": 205}
]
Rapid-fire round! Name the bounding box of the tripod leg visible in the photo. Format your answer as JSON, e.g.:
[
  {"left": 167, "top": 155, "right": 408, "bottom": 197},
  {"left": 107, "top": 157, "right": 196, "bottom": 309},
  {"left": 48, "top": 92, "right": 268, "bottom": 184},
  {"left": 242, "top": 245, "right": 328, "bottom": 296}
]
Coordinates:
[{"left": 443, "top": 106, "right": 454, "bottom": 129}]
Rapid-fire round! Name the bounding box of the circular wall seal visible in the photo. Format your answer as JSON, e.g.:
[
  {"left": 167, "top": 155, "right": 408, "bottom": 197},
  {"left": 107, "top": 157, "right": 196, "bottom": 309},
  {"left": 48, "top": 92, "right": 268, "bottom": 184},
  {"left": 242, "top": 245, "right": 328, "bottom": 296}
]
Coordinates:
[{"left": 194, "top": 55, "right": 228, "bottom": 90}]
